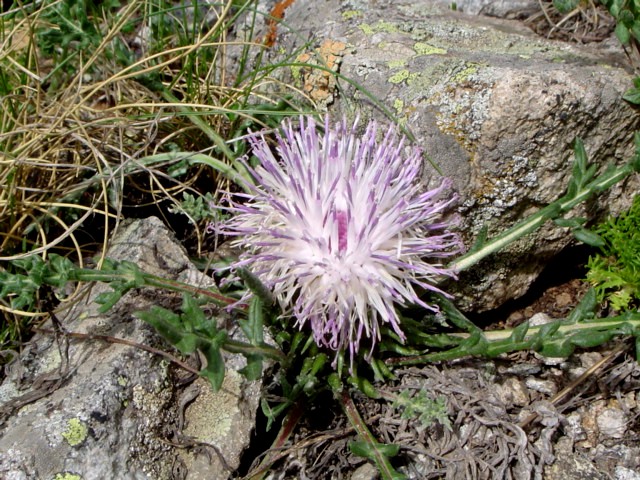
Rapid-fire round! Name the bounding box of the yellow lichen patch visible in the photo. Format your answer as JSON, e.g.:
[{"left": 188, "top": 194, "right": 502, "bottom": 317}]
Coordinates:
[
  {"left": 388, "top": 69, "right": 410, "bottom": 84},
  {"left": 53, "top": 473, "right": 82, "bottom": 480},
  {"left": 452, "top": 62, "right": 482, "bottom": 83},
  {"left": 358, "top": 20, "right": 399, "bottom": 35},
  {"left": 342, "top": 10, "right": 361, "bottom": 20},
  {"left": 387, "top": 59, "right": 407, "bottom": 69},
  {"left": 294, "top": 40, "right": 347, "bottom": 107},
  {"left": 393, "top": 98, "right": 404, "bottom": 116},
  {"left": 358, "top": 23, "right": 375, "bottom": 35},
  {"left": 388, "top": 69, "right": 419, "bottom": 85},
  {"left": 61, "top": 418, "right": 88, "bottom": 447},
  {"left": 413, "top": 42, "right": 447, "bottom": 56}
]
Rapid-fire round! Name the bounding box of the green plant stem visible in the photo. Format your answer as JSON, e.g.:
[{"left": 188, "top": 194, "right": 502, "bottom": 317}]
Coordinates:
[
  {"left": 473, "top": 314, "right": 640, "bottom": 342},
  {"left": 245, "top": 399, "right": 306, "bottom": 480},
  {"left": 133, "top": 152, "right": 252, "bottom": 193},
  {"left": 65, "top": 266, "right": 287, "bottom": 363},
  {"left": 339, "top": 389, "right": 406, "bottom": 480},
  {"left": 67, "top": 266, "right": 238, "bottom": 306},
  {"left": 388, "top": 311, "right": 640, "bottom": 366},
  {"left": 224, "top": 337, "right": 287, "bottom": 363},
  {"left": 450, "top": 160, "right": 638, "bottom": 273}
]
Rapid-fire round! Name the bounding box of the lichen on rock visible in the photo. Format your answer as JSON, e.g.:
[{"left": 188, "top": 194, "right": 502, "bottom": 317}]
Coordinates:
[{"left": 61, "top": 418, "right": 88, "bottom": 447}]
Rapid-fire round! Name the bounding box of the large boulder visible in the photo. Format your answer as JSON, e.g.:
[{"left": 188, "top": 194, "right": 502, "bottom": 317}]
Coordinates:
[
  {"left": 0, "top": 217, "right": 260, "bottom": 480},
  {"left": 252, "top": 0, "right": 640, "bottom": 311}
]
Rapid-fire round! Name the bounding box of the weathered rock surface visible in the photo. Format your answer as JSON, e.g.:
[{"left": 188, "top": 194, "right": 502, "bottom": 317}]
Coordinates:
[
  {"left": 431, "top": 0, "right": 540, "bottom": 18},
  {"left": 0, "top": 217, "right": 260, "bottom": 480},
  {"left": 255, "top": 0, "right": 640, "bottom": 311}
]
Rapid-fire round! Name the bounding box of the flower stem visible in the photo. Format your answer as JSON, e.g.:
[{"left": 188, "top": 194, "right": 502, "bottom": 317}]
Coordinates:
[
  {"left": 339, "top": 388, "right": 407, "bottom": 480},
  {"left": 450, "top": 160, "right": 637, "bottom": 273},
  {"left": 68, "top": 265, "right": 239, "bottom": 306}
]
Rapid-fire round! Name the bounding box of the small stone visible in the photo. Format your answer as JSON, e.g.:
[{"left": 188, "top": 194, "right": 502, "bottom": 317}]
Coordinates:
[
  {"left": 502, "top": 362, "right": 541, "bottom": 376},
  {"left": 351, "top": 462, "right": 379, "bottom": 480},
  {"left": 623, "top": 392, "right": 637, "bottom": 410},
  {"left": 555, "top": 292, "right": 573, "bottom": 308},
  {"left": 567, "top": 366, "right": 587, "bottom": 380},
  {"left": 579, "top": 351, "right": 604, "bottom": 369},
  {"left": 496, "top": 377, "right": 529, "bottom": 406},
  {"left": 597, "top": 407, "right": 627, "bottom": 439},
  {"left": 564, "top": 412, "right": 586, "bottom": 442},
  {"left": 616, "top": 466, "right": 640, "bottom": 480},
  {"left": 529, "top": 312, "right": 552, "bottom": 326},
  {"left": 580, "top": 400, "right": 607, "bottom": 447},
  {"left": 525, "top": 377, "right": 557, "bottom": 396}
]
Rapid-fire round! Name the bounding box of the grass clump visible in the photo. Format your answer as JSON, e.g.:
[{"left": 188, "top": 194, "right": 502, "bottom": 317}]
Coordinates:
[
  {"left": 0, "top": 0, "right": 316, "bottom": 350},
  {"left": 587, "top": 195, "right": 640, "bottom": 311}
]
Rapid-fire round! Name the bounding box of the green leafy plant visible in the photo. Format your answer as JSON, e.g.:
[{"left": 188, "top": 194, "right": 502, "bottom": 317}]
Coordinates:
[
  {"left": 392, "top": 390, "right": 452, "bottom": 431},
  {"left": 598, "top": 0, "right": 640, "bottom": 45},
  {"left": 593, "top": 0, "right": 640, "bottom": 101},
  {"left": 553, "top": 0, "right": 581, "bottom": 14},
  {"left": 168, "top": 191, "right": 218, "bottom": 224},
  {"left": 586, "top": 195, "right": 640, "bottom": 311},
  {"left": 36, "top": 0, "right": 129, "bottom": 78}
]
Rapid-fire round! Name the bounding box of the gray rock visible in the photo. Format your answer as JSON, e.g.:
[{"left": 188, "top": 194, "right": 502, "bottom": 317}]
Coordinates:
[
  {"left": 0, "top": 217, "right": 261, "bottom": 480},
  {"left": 432, "top": 0, "right": 540, "bottom": 18},
  {"left": 545, "top": 437, "right": 608, "bottom": 480},
  {"left": 259, "top": 0, "right": 639, "bottom": 311}
]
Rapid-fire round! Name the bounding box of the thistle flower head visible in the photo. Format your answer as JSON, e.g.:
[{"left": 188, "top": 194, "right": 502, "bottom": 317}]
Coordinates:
[{"left": 216, "top": 116, "right": 462, "bottom": 366}]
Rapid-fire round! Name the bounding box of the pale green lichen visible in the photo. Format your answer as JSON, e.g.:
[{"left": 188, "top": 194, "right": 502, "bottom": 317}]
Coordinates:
[
  {"left": 451, "top": 62, "right": 482, "bottom": 83},
  {"left": 358, "top": 20, "right": 398, "bottom": 36},
  {"left": 393, "top": 98, "right": 404, "bottom": 116},
  {"left": 358, "top": 23, "right": 374, "bottom": 35},
  {"left": 341, "top": 10, "right": 361, "bottom": 20},
  {"left": 387, "top": 68, "right": 419, "bottom": 85},
  {"left": 53, "top": 473, "right": 82, "bottom": 480},
  {"left": 183, "top": 372, "right": 244, "bottom": 441},
  {"left": 373, "top": 20, "right": 398, "bottom": 33},
  {"left": 413, "top": 42, "right": 447, "bottom": 56},
  {"left": 61, "top": 418, "right": 88, "bottom": 447},
  {"left": 291, "top": 64, "right": 303, "bottom": 84},
  {"left": 387, "top": 59, "right": 407, "bottom": 69},
  {"left": 117, "top": 375, "right": 128, "bottom": 387},
  {"left": 388, "top": 69, "right": 410, "bottom": 84}
]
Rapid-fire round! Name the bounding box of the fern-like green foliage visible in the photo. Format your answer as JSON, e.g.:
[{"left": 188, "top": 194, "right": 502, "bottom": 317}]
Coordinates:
[
  {"left": 392, "top": 390, "right": 452, "bottom": 431},
  {"left": 587, "top": 195, "right": 640, "bottom": 311},
  {"left": 553, "top": 0, "right": 580, "bottom": 14},
  {"left": 168, "top": 192, "right": 219, "bottom": 224}
]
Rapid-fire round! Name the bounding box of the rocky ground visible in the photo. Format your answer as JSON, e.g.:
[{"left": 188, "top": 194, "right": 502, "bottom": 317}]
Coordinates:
[{"left": 244, "top": 270, "right": 640, "bottom": 479}]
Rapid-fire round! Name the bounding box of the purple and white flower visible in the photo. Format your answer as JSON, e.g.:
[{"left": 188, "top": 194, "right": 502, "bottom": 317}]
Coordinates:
[{"left": 215, "top": 116, "right": 463, "bottom": 365}]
